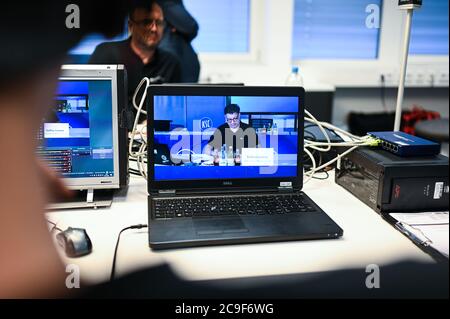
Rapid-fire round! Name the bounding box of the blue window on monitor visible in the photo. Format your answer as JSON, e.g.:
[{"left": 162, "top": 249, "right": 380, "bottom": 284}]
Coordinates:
[
  {"left": 410, "top": 0, "right": 449, "bottom": 55},
  {"left": 292, "top": 0, "right": 381, "bottom": 59},
  {"left": 184, "top": 0, "right": 250, "bottom": 53},
  {"left": 37, "top": 80, "right": 115, "bottom": 178},
  {"left": 153, "top": 95, "right": 299, "bottom": 181}
]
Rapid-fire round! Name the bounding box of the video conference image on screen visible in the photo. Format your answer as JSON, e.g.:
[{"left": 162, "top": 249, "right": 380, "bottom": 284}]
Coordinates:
[{"left": 153, "top": 95, "right": 300, "bottom": 181}]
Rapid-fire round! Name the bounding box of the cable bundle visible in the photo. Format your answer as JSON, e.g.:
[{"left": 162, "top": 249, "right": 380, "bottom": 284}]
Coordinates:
[
  {"left": 129, "top": 78, "right": 151, "bottom": 179},
  {"left": 303, "top": 110, "right": 379, "bottom": 183}
]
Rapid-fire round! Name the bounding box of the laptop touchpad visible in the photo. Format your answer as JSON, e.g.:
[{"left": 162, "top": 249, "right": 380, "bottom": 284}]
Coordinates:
[{"left": 194, "top": 217, "right": 248, "bottom": 236}]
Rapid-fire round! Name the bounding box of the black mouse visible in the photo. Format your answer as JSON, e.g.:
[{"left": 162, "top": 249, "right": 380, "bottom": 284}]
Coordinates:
[{"left": 56, "top": 227, "right": 92, "bottom": 257}]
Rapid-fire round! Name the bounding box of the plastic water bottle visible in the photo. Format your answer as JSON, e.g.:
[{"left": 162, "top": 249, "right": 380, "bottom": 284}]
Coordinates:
[
  {"left": 235, "top": 149, "right": 241, "bottom": 165},
  {"left": 285, "top": 66, "right": 304, "bottom": 87},
  {"left": 272, "top": 123, "right": 278, "bottom": 134},
  {"left": 219, "top": 144, "right": 227, "bottom": 166},
  {"left": 227, "top": 146, "right": 235, "bottom": 166}
]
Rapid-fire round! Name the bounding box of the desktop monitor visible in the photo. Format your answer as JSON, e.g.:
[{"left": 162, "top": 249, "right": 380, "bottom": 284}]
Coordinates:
[{"left": 37, "top": 65, "right": 129, "bottom": 206}]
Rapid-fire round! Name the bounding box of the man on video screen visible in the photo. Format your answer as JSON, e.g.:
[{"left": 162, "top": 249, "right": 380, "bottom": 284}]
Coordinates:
[{"left": 204, "top": 104, "right": 258, "bottom": 165}]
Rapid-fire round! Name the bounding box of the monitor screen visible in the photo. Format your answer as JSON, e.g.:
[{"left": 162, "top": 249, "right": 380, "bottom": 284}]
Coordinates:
[
  {"left": 37, "top": 66, "right": 121, "bottom": 190},
  {"left": 153, "top": 95, "right": 299, "bottom": 181}
]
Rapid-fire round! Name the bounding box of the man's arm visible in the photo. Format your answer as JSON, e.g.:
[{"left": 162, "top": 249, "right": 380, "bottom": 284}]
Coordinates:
[
  {"left": 203, "top": 143, "right": 213, "bottom": 155},
  {"left": 203, "top": 128, "right": 222, "bottom": 155},
  {"left": 203, "top": 132, "right": 215, "bottom": 155},
  {"left": 160, "top": 0, "right": 199, "bottom": 41}
]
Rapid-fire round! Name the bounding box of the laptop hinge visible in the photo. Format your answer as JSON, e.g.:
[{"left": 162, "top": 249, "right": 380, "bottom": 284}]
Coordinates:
[
  {"left": 158, "top": 189, "right": 176, "bottom": 196},
  {"left": 278, "top": 186, "right": 294, "bottom": 193}
]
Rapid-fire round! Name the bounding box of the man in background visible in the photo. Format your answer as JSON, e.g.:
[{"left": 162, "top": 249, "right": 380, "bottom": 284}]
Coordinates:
[{"left": 157, "top": 0, "right": 201, "bottom": 82}]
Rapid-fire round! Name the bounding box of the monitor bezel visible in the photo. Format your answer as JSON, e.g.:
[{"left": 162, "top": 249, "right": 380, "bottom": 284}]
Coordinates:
[
  {"left": 147, "top": 85, "right": 305, "bottom": 193},
  {"left": 44, "top": 65, "right": 121, "bottom": 190}
]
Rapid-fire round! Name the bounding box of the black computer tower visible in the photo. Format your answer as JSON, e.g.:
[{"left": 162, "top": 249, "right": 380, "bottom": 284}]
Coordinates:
[{"left": 335, "top": 147, "right": 449, "bottom": 213}]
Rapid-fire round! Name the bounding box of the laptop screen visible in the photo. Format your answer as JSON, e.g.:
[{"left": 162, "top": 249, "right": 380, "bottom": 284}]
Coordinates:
[
  {"left": 153, "top": 95, "right": 299, "bottom": 181},
  {"left": 37, "top": 79, "right": 115, "bottom": 179}
]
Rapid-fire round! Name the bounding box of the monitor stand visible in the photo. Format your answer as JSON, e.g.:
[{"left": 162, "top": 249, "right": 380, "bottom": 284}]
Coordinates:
[{"left": 47, "top": 189, "right": 114, "bottom": 210}]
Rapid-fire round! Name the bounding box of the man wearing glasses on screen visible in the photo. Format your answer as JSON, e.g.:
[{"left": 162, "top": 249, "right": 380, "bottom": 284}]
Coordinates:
[{"left": 204, "top": 104, "right": 259, "bottom": 165}]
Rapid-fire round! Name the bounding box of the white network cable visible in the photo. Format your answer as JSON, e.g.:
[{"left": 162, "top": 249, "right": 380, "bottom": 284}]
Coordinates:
[
  {"left": 129, "top": 77, "right": 151, "bottom": 180},
  {"left": 305, "top": 110, "right": 331, "bottom": 152}
]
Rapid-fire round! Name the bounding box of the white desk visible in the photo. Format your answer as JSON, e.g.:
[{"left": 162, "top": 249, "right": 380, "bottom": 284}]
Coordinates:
[{"left": 47, "top": 172, "right": 434, "bottom": 285}]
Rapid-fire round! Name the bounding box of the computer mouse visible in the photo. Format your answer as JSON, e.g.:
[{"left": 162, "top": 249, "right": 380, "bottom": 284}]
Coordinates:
[{"left": 56, "top": 227, "right": 92, "bottom": 258}]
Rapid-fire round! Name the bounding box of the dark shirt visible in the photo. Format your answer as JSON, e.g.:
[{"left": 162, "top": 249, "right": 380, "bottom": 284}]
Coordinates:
[
  {"left": 208, "top": 122, "right": 259, "bottom": 154},
  {"left": 159, "top": 29, "right": 200, "bottom": 82},
  {"left": 89, "top": 38, "right": 182, "bottom": 100},
  {"left": 157, "top": 0, "right": 200, "bottom": 82}
]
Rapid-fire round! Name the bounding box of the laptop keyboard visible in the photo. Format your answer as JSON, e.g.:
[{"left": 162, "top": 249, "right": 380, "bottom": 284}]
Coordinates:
[{"left": 153, "top": 193, "right": 317, "bottom": 219}]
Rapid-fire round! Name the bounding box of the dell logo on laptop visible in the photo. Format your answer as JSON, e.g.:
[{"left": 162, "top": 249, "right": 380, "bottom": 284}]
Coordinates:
[{"left": 223, "top": 181, "right": 233, "bottom": 186}]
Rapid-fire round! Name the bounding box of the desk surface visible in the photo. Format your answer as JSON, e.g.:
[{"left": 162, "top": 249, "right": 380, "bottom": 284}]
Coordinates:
[{"left": 47, "top": 172, "right": 434, "bottom": 285}]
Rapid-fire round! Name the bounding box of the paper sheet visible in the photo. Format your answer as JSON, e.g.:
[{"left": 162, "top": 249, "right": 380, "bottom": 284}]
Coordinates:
[
  {"left": 389, "top": 211, "right": 449, "bottom": 258},
  {"left": 390, "top": 212, "right": 449, "bottom": 225},
  {"left": 415, "top": 224, "right": 449, "bottom": 257}
]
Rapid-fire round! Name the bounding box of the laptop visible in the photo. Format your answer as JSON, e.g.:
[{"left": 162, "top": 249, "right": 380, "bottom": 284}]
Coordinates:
[
  {"left": 38, "top": 65, "right": 129, "bottom": 209},
  {"left": 147, "top": 86, "right": 343, "bottom": 249}
]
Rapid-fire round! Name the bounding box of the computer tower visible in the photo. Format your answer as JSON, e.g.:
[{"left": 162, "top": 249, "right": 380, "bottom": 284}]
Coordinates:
[{"left": 335, "top": 147, "right": 449, "bottom": 213}]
